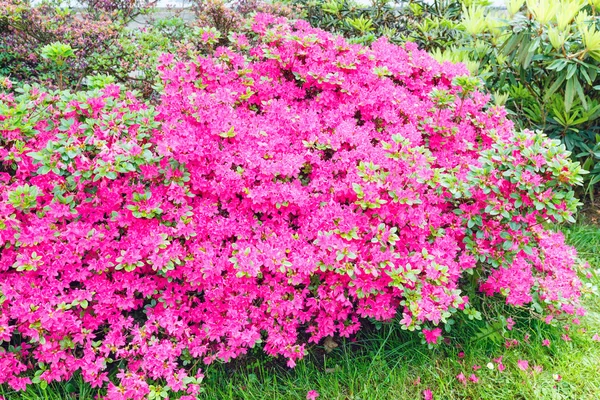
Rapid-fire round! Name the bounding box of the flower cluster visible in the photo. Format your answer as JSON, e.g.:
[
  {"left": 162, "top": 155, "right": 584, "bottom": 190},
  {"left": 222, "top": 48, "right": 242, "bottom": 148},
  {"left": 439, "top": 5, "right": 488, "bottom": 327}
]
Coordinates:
[{"left": 0, "top": 14, "right": 587, "bottom": 398}]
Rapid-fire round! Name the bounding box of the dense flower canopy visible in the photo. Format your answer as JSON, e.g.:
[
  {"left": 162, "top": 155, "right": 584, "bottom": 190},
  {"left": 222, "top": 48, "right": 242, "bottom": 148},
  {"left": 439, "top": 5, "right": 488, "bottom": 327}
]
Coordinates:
[{"left": 0, "top": 14, "right": 587, "bottom": 398}]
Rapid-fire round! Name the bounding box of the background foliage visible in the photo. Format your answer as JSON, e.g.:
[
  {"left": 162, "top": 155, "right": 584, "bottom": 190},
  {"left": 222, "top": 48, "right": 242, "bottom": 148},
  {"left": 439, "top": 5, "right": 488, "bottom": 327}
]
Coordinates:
[{"left": 280, "top": 0, "right": 600, "bottom": 200}]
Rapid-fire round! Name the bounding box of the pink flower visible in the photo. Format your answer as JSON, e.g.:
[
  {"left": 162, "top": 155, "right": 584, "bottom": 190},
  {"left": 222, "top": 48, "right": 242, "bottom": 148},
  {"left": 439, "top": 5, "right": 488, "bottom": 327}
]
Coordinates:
[
  {"left": 561, "top": 334, "right": 571, "bottom": 342},
  {"left": 306, "top": 390, "right": 319, "bottom": 400},
  {"left": 423, "top": 389, "right": 433, "bottom": 400},
  {"left": 457, "top": 373, "right": 467, "bottom": 386},
  {"left": 423, "top": 328, "right": 442, "bottom": 344},
  {"left": 532, "top": 365, "right": 543, "bottom": 373},
  {"left": 542, "top": 339, "right": 551, "bottom": 347},
  {"left": 469, "top": 374, "right": 479, "bottom": 383},
  {"left": 506, "top": 318, "right": 515, "bottom": 330},
  {"left": 472, "top": 365, "right": 481, "bottom": 371},
  {"left": 517, "top": 360, "right": 529, "bottom": 371},
  {"left": 592, "top": 334, "right": 600, "bottom": 342}
]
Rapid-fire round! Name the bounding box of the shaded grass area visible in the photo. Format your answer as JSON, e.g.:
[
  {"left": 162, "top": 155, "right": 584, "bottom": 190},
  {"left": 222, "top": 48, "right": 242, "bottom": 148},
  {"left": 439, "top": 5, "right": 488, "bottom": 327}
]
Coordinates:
[{"left": 2, "top": 224, "right": 599, "bottom": 400}]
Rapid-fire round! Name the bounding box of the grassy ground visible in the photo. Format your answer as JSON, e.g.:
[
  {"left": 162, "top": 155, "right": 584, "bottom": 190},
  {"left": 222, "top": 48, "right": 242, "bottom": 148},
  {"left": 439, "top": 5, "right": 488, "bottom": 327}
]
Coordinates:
[{"left": 2, "top": 223, "right": 599, "bottom": 400}]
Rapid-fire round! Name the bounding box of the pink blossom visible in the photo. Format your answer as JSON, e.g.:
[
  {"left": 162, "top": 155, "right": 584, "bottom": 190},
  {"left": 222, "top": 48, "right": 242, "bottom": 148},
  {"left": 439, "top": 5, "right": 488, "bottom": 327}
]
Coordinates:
[
  {"left": 423, "top": 389, "right": 433, "bottom": 400},
  {"left": 423, "top": 328, "right": 443, "bottom": 345},
  {"left": 307, "top": 390, "right": 320, "bottom": 400},
  {"left": 517, "top": 360, "right": 529, "bottom": 371},
  {"left": 506, "top": 318, "right": 515, "bottom": 330}
]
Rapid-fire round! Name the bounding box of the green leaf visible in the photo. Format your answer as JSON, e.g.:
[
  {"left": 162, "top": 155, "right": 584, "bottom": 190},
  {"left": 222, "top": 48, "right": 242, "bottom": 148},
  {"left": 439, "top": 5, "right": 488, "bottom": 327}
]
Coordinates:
[
  {"left": 573, "top": 77, "right": 588, "bottom": 110},
  {"left": 219, "top": 126, "right": 236, "bottom": 138},
  {"left": 37, "top": 166, "right": 51, "bottom": 175},
  {"left": 566, "top": 63, "right": 578, "bottom": 80},
  {"left": 544, "top": 73, "right": 566, "bottom": 101},
  {"left": 565, "top": 76, "right": 576, "bottom": 113},
  {"left": 547, "top": 58, "right": 568, "bottom": 72},
  {"left": 580, "top": 66, "right": 592, "bottom": 85},
  {"left": 522, "top": 245, "right": 533, "bottom": 255},
  {"left": 590, "top": 174, "right": 600, "bottom": 185},
  {"left": 352, "top": 183, "right": 364, "bottom": 198}
]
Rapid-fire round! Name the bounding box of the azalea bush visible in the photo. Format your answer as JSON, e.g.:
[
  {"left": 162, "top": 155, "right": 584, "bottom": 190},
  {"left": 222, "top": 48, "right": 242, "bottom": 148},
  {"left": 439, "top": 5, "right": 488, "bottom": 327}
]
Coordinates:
[{"left": 0, "top": 13, "right": 589, "bottom": 398}]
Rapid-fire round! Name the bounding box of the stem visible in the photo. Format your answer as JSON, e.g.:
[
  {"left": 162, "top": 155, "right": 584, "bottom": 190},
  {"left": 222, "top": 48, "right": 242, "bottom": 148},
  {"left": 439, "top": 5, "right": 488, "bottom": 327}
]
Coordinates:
[{"left": 566, "top": 49, "right": 587, "bottom": 60}]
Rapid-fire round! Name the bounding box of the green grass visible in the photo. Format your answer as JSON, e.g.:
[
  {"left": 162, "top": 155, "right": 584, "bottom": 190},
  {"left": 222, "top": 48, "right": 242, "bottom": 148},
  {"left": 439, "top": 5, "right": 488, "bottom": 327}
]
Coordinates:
[{"left": 2, "top": 223, "right": 600, "bottom": 400}]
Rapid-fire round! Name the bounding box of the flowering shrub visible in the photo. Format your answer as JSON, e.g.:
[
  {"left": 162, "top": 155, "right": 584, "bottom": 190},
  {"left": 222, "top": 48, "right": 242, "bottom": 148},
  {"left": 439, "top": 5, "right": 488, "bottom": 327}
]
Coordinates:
[
  {"left": 0, "top": 14, "right": 588, "bottom": 398},
  {"left": 0, "top": 0, "right": 120, "bottom": 88}
]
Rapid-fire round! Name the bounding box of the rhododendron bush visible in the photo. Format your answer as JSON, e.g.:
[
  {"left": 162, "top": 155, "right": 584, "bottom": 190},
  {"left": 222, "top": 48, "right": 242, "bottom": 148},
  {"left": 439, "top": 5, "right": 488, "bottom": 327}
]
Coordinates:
[{"left": 0, "top": 14, "right": 589, "bottom": 397}]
